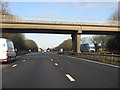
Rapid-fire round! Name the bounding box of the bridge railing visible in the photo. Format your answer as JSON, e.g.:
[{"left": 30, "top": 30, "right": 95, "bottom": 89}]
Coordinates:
[{"left": 1, "top": 15, "right": 119, "bottom": 26}]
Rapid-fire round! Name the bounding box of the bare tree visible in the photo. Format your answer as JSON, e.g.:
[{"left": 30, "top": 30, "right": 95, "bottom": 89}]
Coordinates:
[
  {"left": 0, "top": 0, "right": 9, "bottom": 14},
  {"left": 0, "top": 1, "right": 18, "bottom": 21},
  {"left": 108, "top": 3, "right": 120, "bottom": 24},
  {"left": 91, "top": 35, "right": 108, "bottom": 52},
  {"left": 81, "top": 37, "right": 92, "bottom": 44},
  {"left": 106, "top": 3, "right": 120, "bottom": 53},
  {"left": 110, "top": 5, "right": 120, "bottom": 21}
]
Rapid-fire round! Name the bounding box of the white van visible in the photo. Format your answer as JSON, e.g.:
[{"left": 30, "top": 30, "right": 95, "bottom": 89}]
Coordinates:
[{"left": 0, "top": 38, "right": 16, "bottom": 63}]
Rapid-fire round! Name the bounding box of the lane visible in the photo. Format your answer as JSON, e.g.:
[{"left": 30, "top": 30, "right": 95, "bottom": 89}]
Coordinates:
[
  {"left": 1, "top": 53, "right": 33, "bottom": 71},
  {"left": 2, "top": 52, "right": 71, "bottom": 88},
  {"left": 2, "top": 52, "right": 119, "bottom": 88},
  {"left": 46, "top": 52, "right": 118, "bottom": 88}
]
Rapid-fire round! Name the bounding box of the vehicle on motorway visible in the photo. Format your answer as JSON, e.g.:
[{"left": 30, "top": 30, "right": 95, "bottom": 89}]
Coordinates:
[
  {"left": 0, "top": 38, "right": 16, "bottom": 63},
  {"left": 44, "top": 49, "right": 47, "bottom": 53},
  {"left": 80, "top": 43, "right": 96, "bottom": 52},
  {"left": 58, "top": 48, "right": 64, "bottom": 54},
  {"left": 38, "top": 48, "right": 41, "bottom": 52}
]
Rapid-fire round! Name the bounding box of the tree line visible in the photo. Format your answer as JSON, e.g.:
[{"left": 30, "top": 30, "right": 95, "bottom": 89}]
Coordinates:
[
  {"left": 106, "top": 5, "right": 120, "bottom": 53},
  {"left": 2, "top": 33, "right": 38, "bottom": 52},
  {"left": 54, "top": 34, "right": 120, "bottom": 53},
  {"left": 55, "top": 39, "right": 72, "bottom": 51}
]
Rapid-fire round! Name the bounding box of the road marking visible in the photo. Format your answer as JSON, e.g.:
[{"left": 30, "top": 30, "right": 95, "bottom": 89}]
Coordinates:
[
  {"left": 12, "top": 64, "right": 17, "bottom": 68},
  {"left": 51, "top": 59, "right": 53, "bottom": 61},
  {"left": 55, "top": 63, "right": 58, "bottom": 66},
  {"left": 65, "top": 74, "right": 75, "bottom": 82},
  {"left": 23, "top": 60, "right": 26, "bottom": 62},
  {"left": 67, "top": 56, "right": 119, "bottom": 68}
]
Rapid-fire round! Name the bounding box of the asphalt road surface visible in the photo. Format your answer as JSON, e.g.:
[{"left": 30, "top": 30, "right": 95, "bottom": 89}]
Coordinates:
[{"left": 1, "top": 52, "right": 119, "bottom": 88}]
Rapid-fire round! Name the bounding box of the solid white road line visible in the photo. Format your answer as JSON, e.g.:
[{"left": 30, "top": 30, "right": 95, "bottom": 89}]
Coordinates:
[
  {"left": 12, "top": 64, "right": 17, "bottom": 68},
  {"left": 67, "top": 56, "right": 119, "bottom": 68},
  {"left": 55, "top": 63, "right": 58, "bottom": 66},
  {"left": 65, "top": 74, "right": 75, "bottom": 82}
]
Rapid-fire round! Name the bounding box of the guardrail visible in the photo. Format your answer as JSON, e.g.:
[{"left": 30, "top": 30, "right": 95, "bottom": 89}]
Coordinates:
[
  {"left": 63, "top": 51, "right": 120, "bottom": 57},
  {"left": 1, "top": 15, "right": 119, "bottom": 26},
  {"left": 60, "top": 51, "right": 120, "bottom": 66}
]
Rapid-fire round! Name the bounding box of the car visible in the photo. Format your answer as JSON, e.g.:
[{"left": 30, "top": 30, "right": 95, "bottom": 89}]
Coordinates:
[{"left": 0, "top": 38, "right": 16, "bottom": 63}]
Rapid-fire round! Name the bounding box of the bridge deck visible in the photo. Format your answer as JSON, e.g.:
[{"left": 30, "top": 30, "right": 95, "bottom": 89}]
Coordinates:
[{"left": 1, "top": 15, "right": 120, "bottom": 35}]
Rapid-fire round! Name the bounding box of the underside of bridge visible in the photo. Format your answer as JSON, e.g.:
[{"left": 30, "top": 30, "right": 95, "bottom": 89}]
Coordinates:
[
  {"left": 1, "top": 28, "right": 82, "bottom": 53},
  {"left": 1, "top": 27, "right": 120, "bottom": 53},
  {"left": 2, "top": 28, "right": 120, "bottom": 35}
]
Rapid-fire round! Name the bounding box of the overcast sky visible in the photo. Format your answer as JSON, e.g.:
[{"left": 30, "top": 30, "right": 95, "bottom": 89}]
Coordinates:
[{"left": 9, "top": 2, "right": 118, "bottom": 49}]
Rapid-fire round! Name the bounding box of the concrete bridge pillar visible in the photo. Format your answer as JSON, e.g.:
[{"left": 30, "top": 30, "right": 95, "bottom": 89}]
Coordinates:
[{"left": 71, "top": 33, "right": 81, "bottom": 53}]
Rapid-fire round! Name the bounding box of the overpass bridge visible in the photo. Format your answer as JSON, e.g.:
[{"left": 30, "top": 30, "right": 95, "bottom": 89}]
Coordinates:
[{"left": 0, "top": 15, "right": 120, "bottom": 53}]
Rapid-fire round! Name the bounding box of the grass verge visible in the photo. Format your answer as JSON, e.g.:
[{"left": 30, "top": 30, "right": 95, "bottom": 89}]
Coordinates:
[{"left": 61, "top": 52, "right": 120, "bottom": 66}]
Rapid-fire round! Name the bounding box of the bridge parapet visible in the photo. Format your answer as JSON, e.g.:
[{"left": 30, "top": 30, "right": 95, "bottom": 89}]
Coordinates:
[{"left": 1, "top": 15, "right": 119, "bottom": 26}]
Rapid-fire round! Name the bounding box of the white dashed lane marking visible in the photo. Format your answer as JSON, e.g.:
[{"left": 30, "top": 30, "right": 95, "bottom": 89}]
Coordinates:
[
  {"left": 51, "top": 59, "right": 53, "bottom": 61},
  {"left": 12, "top": 64, "right": 17, "bottom": 68},
  {"left": 55, "top": 63, "right": 58, "bottom": 66},
  {"left": 66, "top": 74, "right": 76, "bottom": 82},
  {"left": 23, "top": 60, "right": 26, "bottom": 62}
]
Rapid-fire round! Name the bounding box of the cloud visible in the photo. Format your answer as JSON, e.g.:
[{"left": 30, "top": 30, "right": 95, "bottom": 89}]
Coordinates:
[
  {"left": 81, "top": 3, "right": 101, "bottom": 9},
  {"left": 73, "top": 3, "right": 104, "bottom": 10}
]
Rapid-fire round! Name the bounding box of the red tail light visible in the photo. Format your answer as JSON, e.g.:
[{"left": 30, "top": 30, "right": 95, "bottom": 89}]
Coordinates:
[
  {"left": 6, "top": 52, "right": 8, "bottom": 56},
  {"left": 6, "top": 51, "right": 8, "bottom": 56}
]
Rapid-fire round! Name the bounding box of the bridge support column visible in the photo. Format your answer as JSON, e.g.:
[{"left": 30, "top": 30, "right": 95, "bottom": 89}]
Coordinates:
[{"left": 71, "top": 33, "right": 81, "bottom": 53}]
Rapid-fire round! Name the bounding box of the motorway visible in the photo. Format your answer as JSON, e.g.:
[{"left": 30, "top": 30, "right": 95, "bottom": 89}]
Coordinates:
[{"left": 0, "top": 52, "right": 119, "bottom": 88}]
